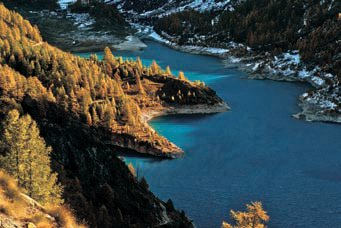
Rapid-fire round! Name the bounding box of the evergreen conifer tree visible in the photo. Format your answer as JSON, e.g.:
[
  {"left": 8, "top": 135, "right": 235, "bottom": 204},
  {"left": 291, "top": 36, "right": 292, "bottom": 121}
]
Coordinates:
[
  {"left": 135, "top": 70, "right": 145, "bottom": 95},
  {"left": 103, "top": 47, "right": 116, "bottom": 67},
  {"left": 178, "top": 71, "right": 186, "bottom": 80},
  {"left": 0, "top": 110, "right": 63, "bottom": 205}
]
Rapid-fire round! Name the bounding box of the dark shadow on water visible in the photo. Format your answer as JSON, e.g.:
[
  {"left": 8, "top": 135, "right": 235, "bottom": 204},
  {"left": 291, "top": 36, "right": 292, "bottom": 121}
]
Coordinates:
[
  {"left": 151, "top": 112, "right": 223, "bottom": 124},
  {"left": 112, "top": 146, "right": 171, "bottom": 164}
]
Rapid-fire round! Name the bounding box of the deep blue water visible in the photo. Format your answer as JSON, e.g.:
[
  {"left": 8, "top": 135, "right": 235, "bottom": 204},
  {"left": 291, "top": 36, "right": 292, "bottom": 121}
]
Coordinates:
[{"left": 79, "top": 41, "right": 341, "bottom": 228}]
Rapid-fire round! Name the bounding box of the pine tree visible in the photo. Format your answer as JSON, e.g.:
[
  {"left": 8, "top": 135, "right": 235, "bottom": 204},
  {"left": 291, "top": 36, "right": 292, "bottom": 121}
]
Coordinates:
[
  {"left": 91, "top": 106, "right": 99, "bottom": 125},
  {"left": 103, "top": 47, "right": 116, "bottom": 67},
  {"left": 121, "top": 97, "right": 135, "bottom": 125},
  {"left": 118, "top": 57, "right": 124, "bottom": 65},
  {"left": 0, "top": 110, "right": 63, "bottom": 205},
  {"left": 222, "top": 202, "right": 269, "bottom": 228},
  {"left": 135, "top": 70, "right": 145, "bottom": 95},
  {"left": 136, "top": 57, "right": 143, "bottom": 73},
  {"left": 165, "top": 66, "right": 172, "bottom": 75},
  {"left": 86, "top": 111, "right": 93, "bottom": 126},
  {"left": 178, "top": 71, "right": 186, "bottom": 80},
  {"left": 150, "top": 60, "right": 160, "bottom": 75}
]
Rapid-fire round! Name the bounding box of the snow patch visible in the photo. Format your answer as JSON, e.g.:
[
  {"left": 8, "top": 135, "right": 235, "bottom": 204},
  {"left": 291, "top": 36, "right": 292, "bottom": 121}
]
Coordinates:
[
  {"left": 58, "top": 0, "right": 77, "bottom": 10},
  {"left": 149, "top": 31, "right": 171, "bottom": 45},
  {"left": 66, "top": 12, "right": 95, "bottom": 30},
  {"left": 311, "top": 76, "right": 325, "bottom": 86}
]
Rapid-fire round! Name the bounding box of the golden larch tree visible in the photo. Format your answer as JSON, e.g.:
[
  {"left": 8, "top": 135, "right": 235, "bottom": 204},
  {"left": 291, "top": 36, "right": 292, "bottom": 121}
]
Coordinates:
[
  {"left": 0, "top": 110, "right": 63, "bottom": 205},
  {"left": 222, "top": 202, "right": 269, "bottom": 228}
]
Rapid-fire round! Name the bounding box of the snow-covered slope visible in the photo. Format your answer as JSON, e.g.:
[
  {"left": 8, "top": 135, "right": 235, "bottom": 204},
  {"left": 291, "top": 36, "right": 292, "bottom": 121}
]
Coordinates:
[{"left": 108, "top": 0, "right": 238, "bottom": 18}]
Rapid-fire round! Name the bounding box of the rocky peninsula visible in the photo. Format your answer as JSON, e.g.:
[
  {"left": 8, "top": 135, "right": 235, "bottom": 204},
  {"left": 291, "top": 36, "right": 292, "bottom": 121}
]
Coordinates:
[{"left": 99, "top": 65, "right": 229, "bottom": 158}]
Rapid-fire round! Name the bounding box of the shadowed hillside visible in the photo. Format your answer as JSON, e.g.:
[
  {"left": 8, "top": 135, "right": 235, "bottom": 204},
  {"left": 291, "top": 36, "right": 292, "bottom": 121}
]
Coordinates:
[{"left": 0, "top": 3, "right": 215, "bottom": 227}]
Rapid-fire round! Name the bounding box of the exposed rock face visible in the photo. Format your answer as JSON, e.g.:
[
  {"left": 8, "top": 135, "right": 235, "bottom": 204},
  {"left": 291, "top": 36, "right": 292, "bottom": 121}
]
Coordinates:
[
  {"left": 103, "top": 102, "right": 229, "bottom": 158},
  {"left": 106, "top": 132, "right": 184, "bottom": 158},
  {"left": 21, "top": 96, "right": 193, "bottom": 227}
]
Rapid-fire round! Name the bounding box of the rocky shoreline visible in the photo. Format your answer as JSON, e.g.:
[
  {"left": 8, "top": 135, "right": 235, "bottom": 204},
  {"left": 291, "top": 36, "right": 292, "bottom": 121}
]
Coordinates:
[
  {"left": 52, "top": 0, "right": 340, "bottom": 125},
  {"left": 225, "top": 56, "right": 341, "bottom": 124},
  {"left": 12, "top": 6, "right": 231, "bottom": 158},
  {"left": 106, "top": 133, "right": 184, "bottom": 159},
  {"left": 142, "top": 102, "right": 230, "bottom": 122},
  {"left": 160, "top": 42, "right": 229, "bottom": 59},
  {"left": 112, "top": 35, "right": 147, "bottom": 51},
  {"left": 144, "top": 32, "right": 340, "bottom": 124},
  {"left": 106, "top": 102, "right": 230, "bottom": 159},
  {"left": 293, "top": 97, "right": 341, "bottom": 123}
]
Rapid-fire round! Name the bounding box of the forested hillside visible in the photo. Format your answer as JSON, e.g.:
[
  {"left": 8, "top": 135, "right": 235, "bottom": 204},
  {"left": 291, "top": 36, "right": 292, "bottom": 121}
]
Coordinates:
[
  {"left": 154, "top": 0, "right": 340, "bottom": 76},
  {"left": 0, "top": 2, "right": 225, "bottom": 157},
  {"left": 0, "top": 3, "right": 229, "bottom": 226},
  {"left": 110, "top": 0, "right": 238, "bottom": 17},
  {"left": 105, "top": 0, "right": 341, "bottom": 122}
]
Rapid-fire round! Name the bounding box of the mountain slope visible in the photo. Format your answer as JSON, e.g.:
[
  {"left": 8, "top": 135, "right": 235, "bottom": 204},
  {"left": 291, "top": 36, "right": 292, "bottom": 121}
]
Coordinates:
[
  {"left": 0, "top": 3, "right": 199, "bottom": 227},
  {"left": 109, "top": 0, "right": 341, "bottom": 123},
  {"left": 0, "top": 2, "right": 227, "bottom": 158},
  {"left": 110, "top": 0, "right": 239, "bottom": 18},
  {"left": 0, "top": 170, "right": 86, "bottom": 228}
]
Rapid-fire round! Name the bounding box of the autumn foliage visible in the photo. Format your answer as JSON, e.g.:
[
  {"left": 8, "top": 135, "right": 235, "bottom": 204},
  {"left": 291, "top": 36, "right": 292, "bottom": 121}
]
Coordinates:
[
  {"left": 222, "top": 202, "right": 269, "bottom": 228},
  {"left": 154, "top": 0, "right": 340, "bottom": 76},
  {"left": 0, "top": 110, "right": 63, "bottom": 205},
  {"left": 0, "top": 170, "right": 86, "bottom": 228}
]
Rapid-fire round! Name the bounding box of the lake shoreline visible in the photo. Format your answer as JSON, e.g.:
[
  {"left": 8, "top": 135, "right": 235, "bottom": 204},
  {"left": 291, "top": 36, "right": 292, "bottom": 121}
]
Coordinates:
[
  {"left": 141, "top": 102, "right": 230, "bottom": 122},
  {"left": 105, "top": 38, "right": 341, "bottom": 228},
  {"left": 102, "top": 102, "right": 229, "bottom": 159},
  {"left": 142, "top": 35, "right": 341, "bottom": 124}
]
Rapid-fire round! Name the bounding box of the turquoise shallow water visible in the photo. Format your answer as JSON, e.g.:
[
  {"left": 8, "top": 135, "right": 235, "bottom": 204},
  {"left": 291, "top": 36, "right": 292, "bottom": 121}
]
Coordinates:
[{"left": 78, "top": 41, "right": 341, "bottom": 228}]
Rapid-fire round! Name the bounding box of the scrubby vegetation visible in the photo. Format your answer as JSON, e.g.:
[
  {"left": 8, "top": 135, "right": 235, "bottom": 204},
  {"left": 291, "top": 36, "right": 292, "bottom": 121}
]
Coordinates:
[
  {"left": 222, "top": 202, "right": 269, "bottom": 228},
  {"left": 0, "top": 170, "right": 86, "bottom": 228}
]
